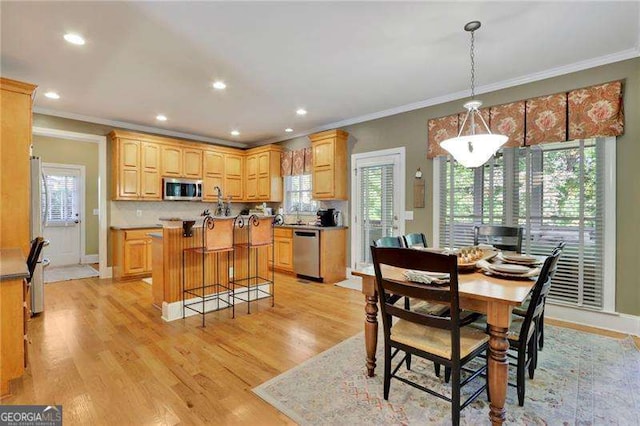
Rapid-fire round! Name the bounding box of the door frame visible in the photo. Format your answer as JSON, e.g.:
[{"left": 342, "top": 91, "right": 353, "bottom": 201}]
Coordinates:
[
  {"left": 350, "top": 147, "right": 406, "bottom": 270},
  {"left": 33, "top": 127, "right": 110, "bottom": 278},
  {"left": 42, "top": 162, "right": 85, "bottom": 265}
]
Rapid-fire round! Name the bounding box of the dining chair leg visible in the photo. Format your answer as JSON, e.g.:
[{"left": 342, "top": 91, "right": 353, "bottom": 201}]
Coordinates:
[
  {"left": 517, "top": 346, "right": 526, "bottom": 406},
  {"left": 434, "top": 363, "right": 441, "bottom": 378},
  {"left": 444, "top": 366, "right": 451, "bottom": 383},
  {"left": 406, "top": 353, "right": 412, "bottom": 370},
  {"left": 383, "top": 344, "right": 391, "bottom": 400},
  {"left": 485, "top": 347, "right": 491, "bottom": 402},
  {"left": 528, "top": 331, "right": 537, "bottom": 380},
  {"left": 538, "top": 311, "right": 545, "bottom": 350},
  {"left": 451, "top": 366, "right": 461, "bottom": 426}
]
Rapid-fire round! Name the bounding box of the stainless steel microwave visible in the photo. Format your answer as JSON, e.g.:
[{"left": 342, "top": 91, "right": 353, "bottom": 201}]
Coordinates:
[{"left": 163, "top": 178, "right": 202, "bottom": 201}]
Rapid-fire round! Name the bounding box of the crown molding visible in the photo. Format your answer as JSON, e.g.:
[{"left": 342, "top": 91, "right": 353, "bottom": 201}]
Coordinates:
[
  {"left": 32, "top": 107, "right": 248, "bottom": 148},
  {"left": 257, "top": 47, "right": 640, "bottom": 145}
]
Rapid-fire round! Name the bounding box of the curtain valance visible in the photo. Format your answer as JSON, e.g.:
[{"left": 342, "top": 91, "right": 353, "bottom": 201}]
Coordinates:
[
  {"left": 281, "top": 147, "right": 313, "bottom": 176},
  {"left": 427, "top": 80, "right": 624, "bottom": 159}
]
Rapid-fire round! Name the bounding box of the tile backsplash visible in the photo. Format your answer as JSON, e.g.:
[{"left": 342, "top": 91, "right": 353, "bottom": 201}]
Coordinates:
[{"left": 110, "top": 201, "right": 246, "bottom": 227}]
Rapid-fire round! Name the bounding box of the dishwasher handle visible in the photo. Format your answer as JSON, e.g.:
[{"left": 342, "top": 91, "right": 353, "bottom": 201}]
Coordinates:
[{"left": 294, "top": 231, "right": 317, "bottom": 238}]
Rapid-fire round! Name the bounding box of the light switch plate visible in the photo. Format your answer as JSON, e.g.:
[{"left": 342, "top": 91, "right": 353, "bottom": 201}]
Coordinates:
[
  {"left": 136, "top": 210, "right": 142, "bottom": 217},
  {"left": 405, "top": 211, "right": 414, "bottom": 220},
  {"left": 93, "top": 209, "right": 99, "bottom": 216}
]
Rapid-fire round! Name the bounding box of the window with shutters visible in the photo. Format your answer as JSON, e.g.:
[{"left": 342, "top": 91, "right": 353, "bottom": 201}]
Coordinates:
[
  {"left": 436, "top": 138, "right": 615, "bottom": 310},
  {"left": 44, "top": 173, "right": 79, "bottom": 225},
  {"left": 284, "top": 174, "right": 318, "bottom": 214},
  {"left": 359, "top": 163, "right": 395, "bottom": 265}
]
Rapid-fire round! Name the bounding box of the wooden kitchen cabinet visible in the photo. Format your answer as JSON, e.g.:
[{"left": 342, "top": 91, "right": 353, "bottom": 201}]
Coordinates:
[
  {"left": 244, "top": 145, "right": 283, "bottom": 202},
  {"left": 161, "top": 145, "right": 183, "bottom": 177},
  {"left": 203, "top": 149, "right": 225, "bottom": 202},
  {"left": 224, "top": 153, "right": 244, "bottom": 200},
  {"left": 141, "top": 142, "right": 161, "bottom": 199},
  {"left": 310, "top": 129, "right": 349, "bottom": 200},
  {"left": 183, "top": 148, "right": 202, "bottom": 178},
  {"left": 112, "top": 227, "right": 161, "bottom": 280},
  {"left": 271, "top": 227, "right": 294, "bottom": 272},
  {"left": 112, "top": 137, "right": 141, "bottom": 200}
]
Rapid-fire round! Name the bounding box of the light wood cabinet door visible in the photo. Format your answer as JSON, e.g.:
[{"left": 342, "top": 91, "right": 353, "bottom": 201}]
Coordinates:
[
  {"left": 313, "top": 140, "right": 334, "bottom": 168},
  {"left": 161, "top": 146, "right": 182, "bottom": 177},
  {"left": 225, "top": 176, "right": 243, "bottom": 200},
  {"left": 203, "top": 175, "right": 224, "bottom": 202},
  {"left": 225, "top": 154, "right": 243, "bottom": 178},
  {"left": 275, "top": 237, "right": 293, "bottom": 270},
  {"left": 124, "top": 240, "right": 147, "bottom": 275},
  {"left": 310, "top": 130, "right": 348, "bottom": 200},
  {"left": 257, "top": 176, "right": 270, "bottom": 199},
  {"left": 120, "top": 169, "right": 140, "bottom": 198},
  {"left": 245, "top": 177, "right": 257, "bottom": 200},
  {"left": 141, "top": 143, "right": 161, "bottom": 199},
  {"left": 246, "top": 154, "right": 257, "bottom": 177},
  {"left": 257, "top": 152, "right": 270, "bottom": 176},
  {"left": 183, "top": 148, "right": 202, "bottom": 178},
  {"left": 313, "top": 167, "right": 335, "bottom": 199},
  {"left": 118, "top": 139, "right": 140, "bottom": 199},
  {"left": 204, "top": 150, "right": 224, "bottom": 177},
  {"left": 122, "top": 139, "right": 140, "bottom": 168}
]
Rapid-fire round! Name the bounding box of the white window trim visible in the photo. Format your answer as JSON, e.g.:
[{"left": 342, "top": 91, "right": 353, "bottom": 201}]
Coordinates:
[
  {"left": 432, "top": 137, "right": 616, "bottom": 313},
  {"left": 351, "top": 147, "right": 406, "bottom": 269}
]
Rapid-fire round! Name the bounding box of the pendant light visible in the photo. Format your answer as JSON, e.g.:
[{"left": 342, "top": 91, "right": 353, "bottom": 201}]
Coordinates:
[{"left": 440, "top": 21, "right": 507, "bottom": 168}]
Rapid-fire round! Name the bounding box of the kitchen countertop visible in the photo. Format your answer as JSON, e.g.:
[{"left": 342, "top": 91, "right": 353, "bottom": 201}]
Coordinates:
[
  {"left": 148, "top": 232, "right": 163, "bottom": 239},
  {"left": 0, "top": 248, "right": 29, "bottom": 282},
  {"left": 278, "top": 224, "right": 348, "bottom": 231},
  {"left": 110, "top": 224, "right": 163, "bottom": 230}
]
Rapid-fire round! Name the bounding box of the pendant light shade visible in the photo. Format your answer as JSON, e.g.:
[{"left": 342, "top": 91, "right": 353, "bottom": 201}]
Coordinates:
[{"left": 440, "top": 21, "right": 507, "bottom": 168}]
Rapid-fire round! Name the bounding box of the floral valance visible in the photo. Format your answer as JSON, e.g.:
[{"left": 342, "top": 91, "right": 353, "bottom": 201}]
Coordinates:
[
  {"left": 281, "top": 148, "right": 313, "bottom": 176},
  {"left": 427, "top": 80, "right": 624, "bottom": 159}
]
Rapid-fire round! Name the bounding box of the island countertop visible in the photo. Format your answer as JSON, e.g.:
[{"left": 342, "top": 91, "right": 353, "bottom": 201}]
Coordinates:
[
  {"left": 110, "top": 224, "right": 163, "bottom": 230},
  {"left": 0, "top": 248, "right": 29, "bottom": 281}
]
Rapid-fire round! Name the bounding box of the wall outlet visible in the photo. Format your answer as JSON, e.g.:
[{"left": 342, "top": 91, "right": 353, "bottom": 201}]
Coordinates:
[
  {"left": 405, "top": 211, "right": 414, "bottom": 221},
  {"left": 93, "top": 209, "right": 100, "bottom": 216},
  {"left": 136, "top": 210, "right": 142, "bottom": 217}
]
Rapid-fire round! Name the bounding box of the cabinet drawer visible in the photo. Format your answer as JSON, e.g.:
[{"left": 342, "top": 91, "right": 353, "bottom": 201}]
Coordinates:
[
  {"left": 274, "top": 227, "right": 293, "bottom": 238},
  {"left": 124, "top": 229, "right": 160, "bottom": 240}
]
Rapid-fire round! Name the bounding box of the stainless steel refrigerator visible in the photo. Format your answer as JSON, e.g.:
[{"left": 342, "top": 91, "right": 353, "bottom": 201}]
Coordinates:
[{"left": 30, "top": 156, "right": 49, "bottom": 314}]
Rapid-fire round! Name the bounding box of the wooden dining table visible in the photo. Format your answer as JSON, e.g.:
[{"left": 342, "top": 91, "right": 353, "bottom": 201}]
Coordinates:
[{"left": 352, "top": 264, "right": 537, "bottom": 426}]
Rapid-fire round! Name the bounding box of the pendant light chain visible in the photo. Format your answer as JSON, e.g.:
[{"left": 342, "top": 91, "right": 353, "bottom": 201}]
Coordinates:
[{"left": 470, "top": 29, "right": 476, "bottom": 99}]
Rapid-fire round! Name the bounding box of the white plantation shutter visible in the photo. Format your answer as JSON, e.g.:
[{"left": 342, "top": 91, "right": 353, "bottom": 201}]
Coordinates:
[
  {"left": 284, "top": 174, "right": 317, "bottom": 213},
  {"left": 360, "top": 164, "right": 395, "bottom": 264},
  {"left": 438, "top": 138, "right": 608, "bottom": 309},
  {"left": 44, "top": 173, "right": 78, "bottom": 225}
]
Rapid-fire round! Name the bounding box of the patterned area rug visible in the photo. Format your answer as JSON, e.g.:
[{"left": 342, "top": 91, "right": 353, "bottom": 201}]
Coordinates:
[
  {"left": 45, "top": 264, "right": 99, "bottom": 283},
  {"left": 254, "top": 325, "right": 640, "bottom": 425}
]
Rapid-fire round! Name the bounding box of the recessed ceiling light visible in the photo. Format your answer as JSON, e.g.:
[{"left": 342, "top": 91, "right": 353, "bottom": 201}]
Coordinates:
[
  {"left": 285, "top": 128, "right": 293, "bottom": 133},
  {"left": 64, "top": 33, "right": 85, "bottom": 45},
  {"left": 230, "top": 130, "right": 240, "bottom": 136},
  {"left": 44, "top": 91, "right": 60, "bottom": 100},
  {"left": 156, "top": 114, "right": 167, "bottom": 121},
  {"left": 296, "top": 108, "right": 307, "bottom": 116},
  {"left": 212, "top": 81, "right": 226, "bottom": 90}
]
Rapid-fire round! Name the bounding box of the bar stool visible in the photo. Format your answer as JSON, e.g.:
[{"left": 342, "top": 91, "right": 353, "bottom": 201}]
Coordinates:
[
  {"left": 232, "top": 214, "right": 280, "bottom": 314},
  {"left": 182, "top": 215, "right": 235, "bottom": 326}
]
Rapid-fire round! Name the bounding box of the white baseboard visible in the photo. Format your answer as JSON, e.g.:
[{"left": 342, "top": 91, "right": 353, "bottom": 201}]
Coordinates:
[
  {"left": 99, "top": 266, "right": 112, "bottom": 279},
  {"left": 82, "top": 254, "right": 99, "bottom": 264},
  {"left": 161, "top": 283, "right": 271, "bottom": 322},
  {"left": 545, "top": 303, "right": 640, "bottom": 337}
]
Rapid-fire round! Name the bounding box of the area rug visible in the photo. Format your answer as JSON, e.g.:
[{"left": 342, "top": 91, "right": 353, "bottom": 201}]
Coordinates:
[
  {"left": 45, "top": 264, "right": 99, "bottom": 283},
  {"left": 335, "top": 277, "right": 362, "bottom": 291},
  {"left": 253, "top": 325, "right": 640, "bottom": 425}
]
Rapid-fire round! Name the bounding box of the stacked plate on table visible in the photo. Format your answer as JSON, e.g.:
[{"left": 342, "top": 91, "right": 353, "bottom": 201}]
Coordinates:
[
  {"left": 403, "top": 270, "right": 450, "bottom": 286},
  {"left": 476, "top": 259, "right": 541, "bottom": 279},
  {"left": 498, "top": 253, "right": 542, "bottom": 266}
]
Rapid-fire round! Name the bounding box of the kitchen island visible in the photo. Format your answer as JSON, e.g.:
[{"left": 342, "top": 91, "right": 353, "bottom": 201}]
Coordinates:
[{"left": 152, "top": 216, "right": 273, "bottom": 321}]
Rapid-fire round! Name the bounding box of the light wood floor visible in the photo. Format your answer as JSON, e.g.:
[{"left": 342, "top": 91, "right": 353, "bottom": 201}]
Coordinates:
[
  {"left": 6, "top": 273, "right": 638, "bottom": 425},
  {"left": 6, "top": 273, "right": 364, "bottom": 425}
]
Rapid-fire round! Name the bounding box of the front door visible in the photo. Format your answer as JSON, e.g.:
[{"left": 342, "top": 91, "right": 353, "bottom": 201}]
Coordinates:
[
  {"left": 42, "top": 164, "right": 82, "bottom": 266},
  {"left": 352, "top": 149, "right": 405, "bottom": 269}
]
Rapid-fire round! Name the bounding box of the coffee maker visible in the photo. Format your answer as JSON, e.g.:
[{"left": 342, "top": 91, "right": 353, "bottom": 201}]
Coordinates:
[{"left": 316, "top": 208, "right": 337, "bottom": 227}]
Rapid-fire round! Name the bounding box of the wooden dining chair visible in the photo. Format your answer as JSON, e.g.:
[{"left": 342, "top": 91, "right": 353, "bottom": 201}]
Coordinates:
[
  {"left": 472, "top": 246, "right": 562, "bottom": 406},
  {"left": 371, "top": 246, "right": 489, "bottom": 425},
  {"left": 512, "top": 241, "right": 566, "bottom": 351},
  {"left": 473, "top": 225, "right": 523, "bottom": 252},
  {"left": 373, "top": 236, "right": 405, "bottom": 248},
  {"left": 403, "top": 233, "right": 428, "bottom": 248}
]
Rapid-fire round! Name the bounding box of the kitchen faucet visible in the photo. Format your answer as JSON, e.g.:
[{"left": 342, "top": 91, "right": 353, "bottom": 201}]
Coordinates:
[{"left": 214, "top": 186, "right": 224, "bottom": 216}]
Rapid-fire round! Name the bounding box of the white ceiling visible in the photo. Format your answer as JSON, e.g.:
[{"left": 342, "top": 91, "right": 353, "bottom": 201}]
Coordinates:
[{"left": 2, "top": 2, "right": 638, "bottom": 146}]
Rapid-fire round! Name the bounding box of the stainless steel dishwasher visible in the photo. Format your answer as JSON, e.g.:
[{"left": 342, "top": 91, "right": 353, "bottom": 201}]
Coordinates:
[{"left": 293, "top": 229, "right": 321, "bottom": 279}]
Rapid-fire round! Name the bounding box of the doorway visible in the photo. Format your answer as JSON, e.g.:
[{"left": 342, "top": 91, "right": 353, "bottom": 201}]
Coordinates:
[
  {"left": 351, "top": 148, "right": 405, "bottom": 269},
  {"left": 42, "top": 163, "right": 84, "bottom": 266}
]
